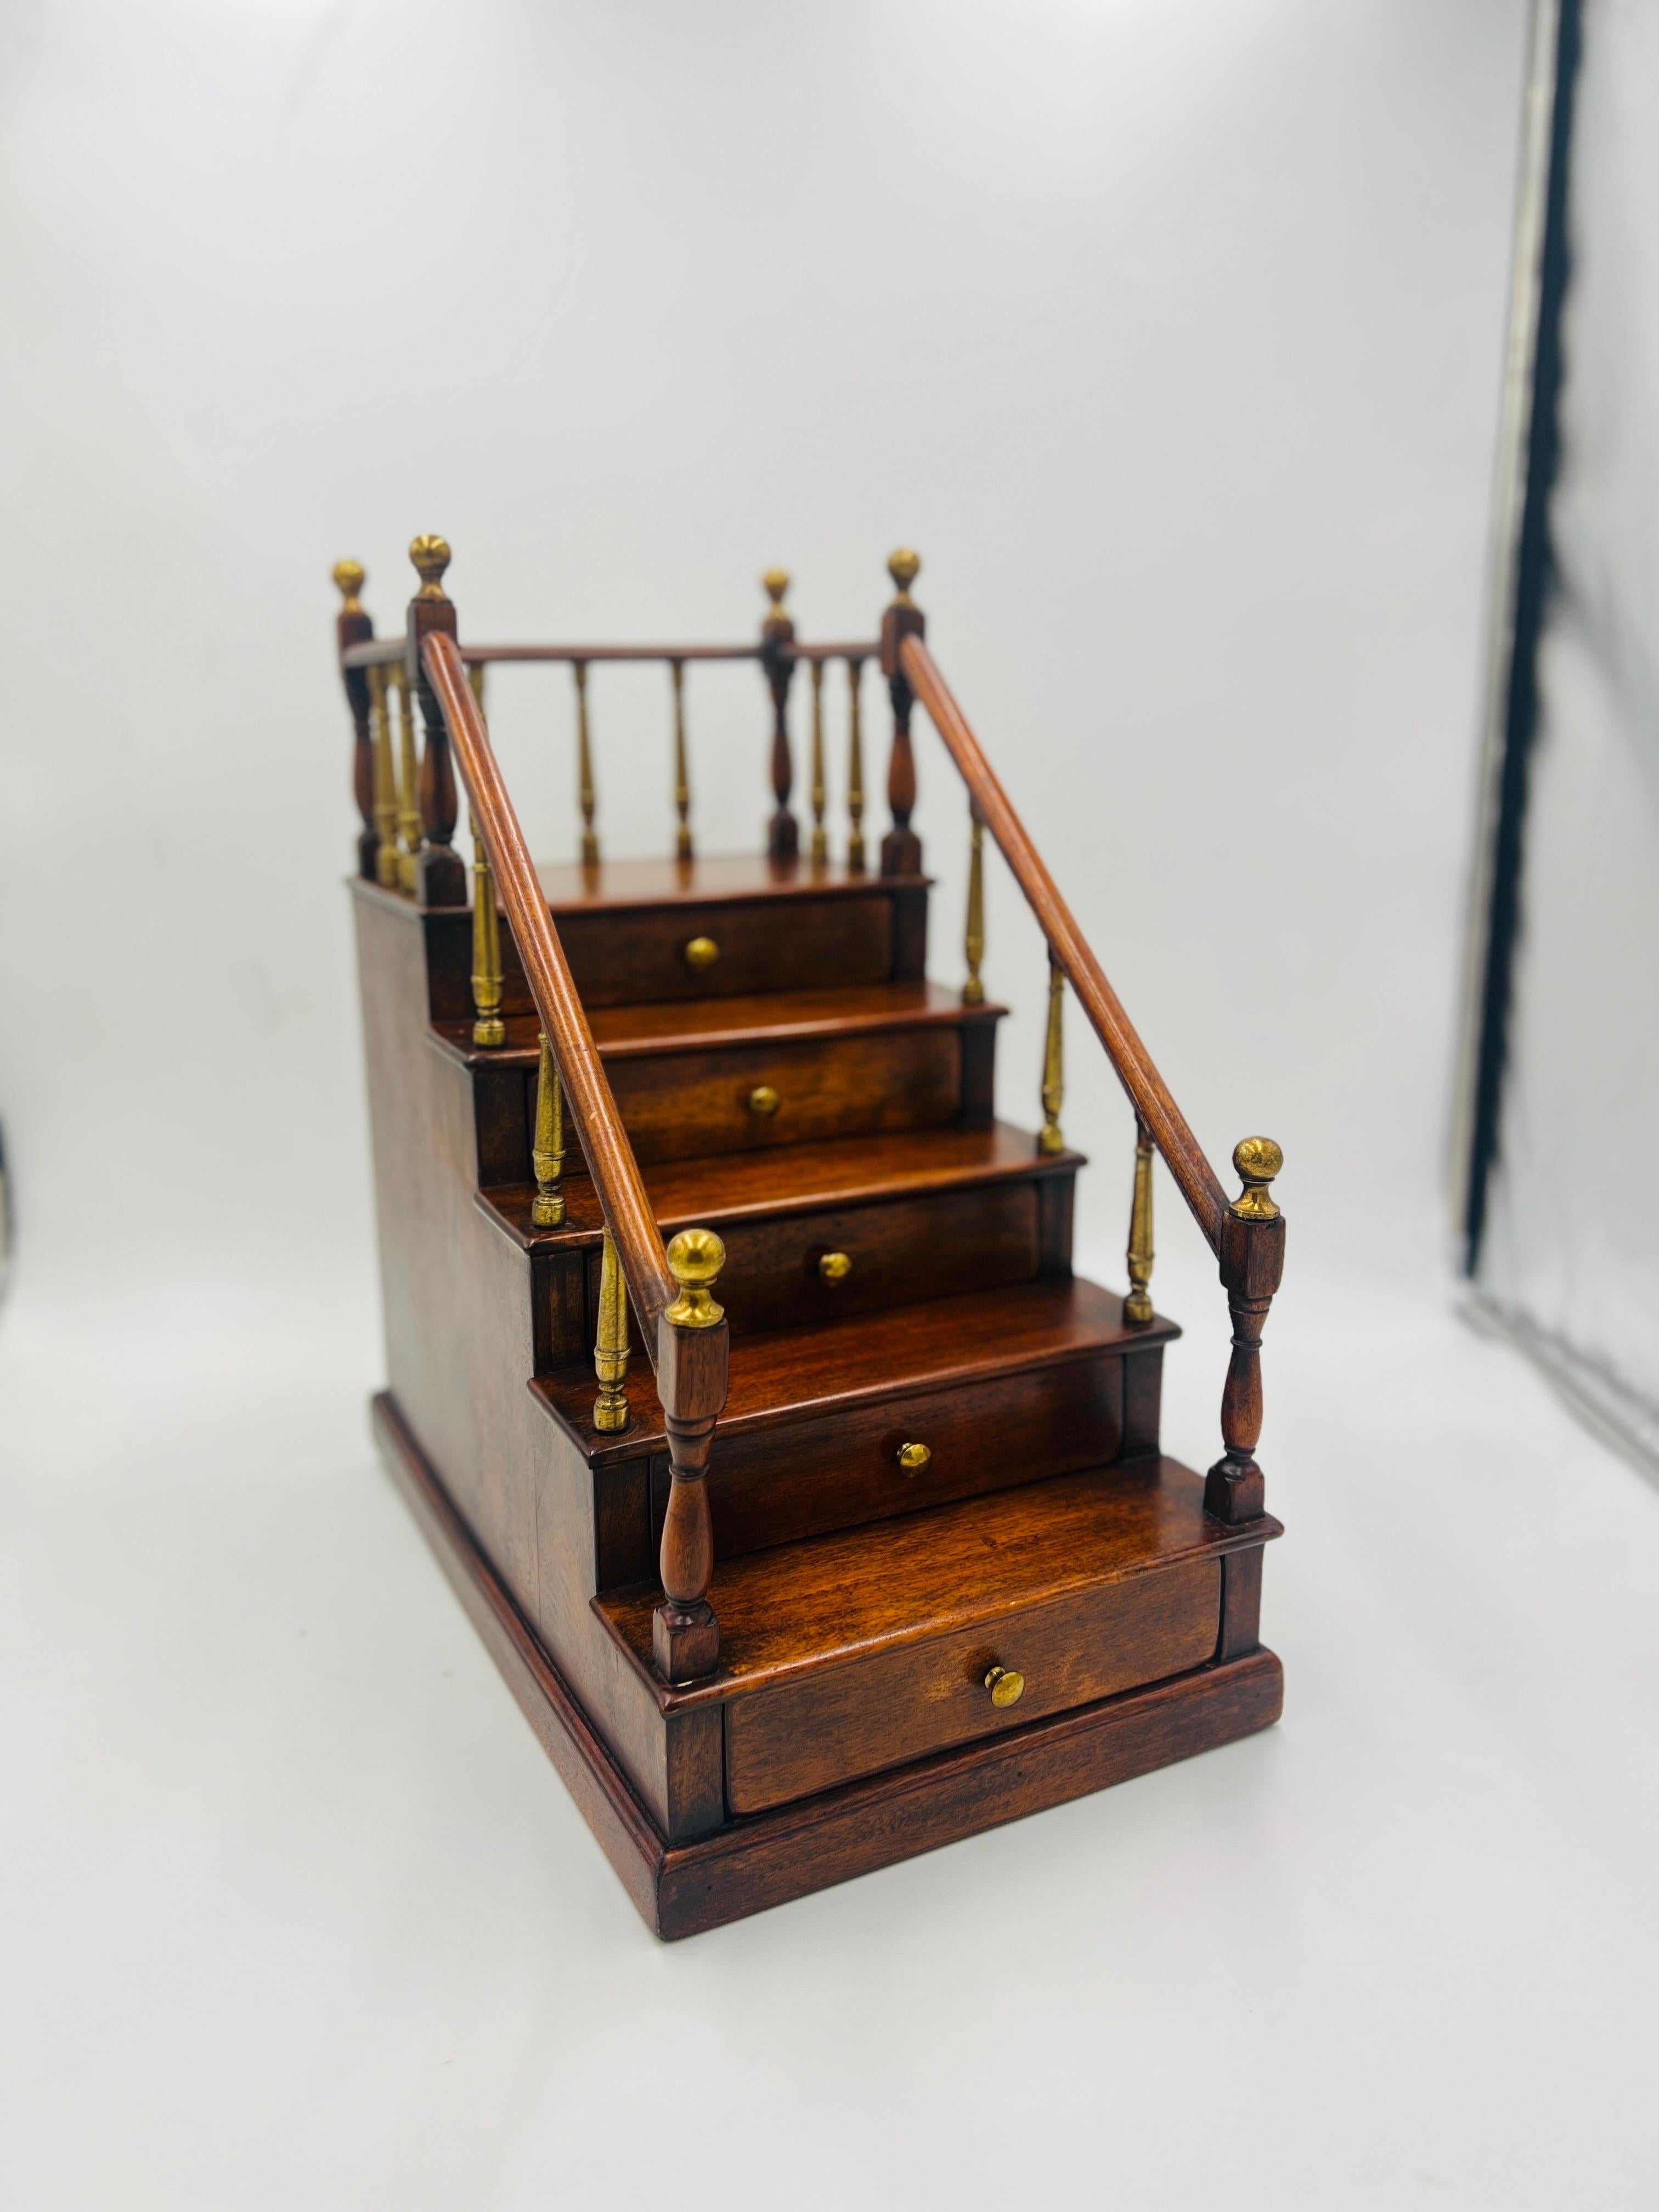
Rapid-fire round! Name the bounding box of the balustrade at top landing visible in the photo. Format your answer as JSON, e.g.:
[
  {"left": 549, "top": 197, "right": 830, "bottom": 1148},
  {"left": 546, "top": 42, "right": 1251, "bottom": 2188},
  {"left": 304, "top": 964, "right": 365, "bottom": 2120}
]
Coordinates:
[
  {"left": 334, "top": 552, "right": 884, "bottom": 885},
  {"left": 331, "top": 535, "right": 1287, "bottom": 1686}
]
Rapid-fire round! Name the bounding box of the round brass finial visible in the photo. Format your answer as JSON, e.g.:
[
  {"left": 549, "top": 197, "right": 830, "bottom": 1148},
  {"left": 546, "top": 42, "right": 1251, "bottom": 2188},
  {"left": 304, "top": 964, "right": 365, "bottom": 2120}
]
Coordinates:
[
  {"left": 887, "top": 548, "right": 920, "bottom": 606},
  {"left": 409, "top": 534, "right": 452, "bottom": 601},
  {"left": 665, "top": 1227, "right": 726, "bottom": 1329},
  {"left": 1231, "top": 1136, "right": 1284, "bottom": 1222},
  {"left": 332, "top": 558, "right": 365, "bottom": 613},
  {"left": 761, "top": 568, "right": 789, "bottom": 611}
]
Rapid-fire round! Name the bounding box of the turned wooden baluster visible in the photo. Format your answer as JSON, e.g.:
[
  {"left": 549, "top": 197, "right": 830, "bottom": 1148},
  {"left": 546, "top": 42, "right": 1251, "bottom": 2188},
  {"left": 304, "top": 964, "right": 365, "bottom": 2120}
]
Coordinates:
[
  {"left": 405, "top": 536, "right": 466, "bottom": 905},
  {"left": 809, "top": 658, "right": 828, "bottom": 866},
  {"left": 391, "top": 664, "right": 421, "bottom": 893},
  {"left": 1125, "top": 1117, "right": 1155, "bottom": 1323},
  {"left": 593, "top": 1229, "right": 630, "bottom": 1432},
  {"left": 653, "top": 1228, "right": 730, "bottom": 1684},
  {"left": 963, "top": 803, "right": 985, "bottom": 1005},
  {"left": 574, "top": 661, "right": 600, "bottom": 867},
  {"left": 846, "top": 656, "right": 867, "bottom": 873},
  {"left": 1204, "top": 1138, "right": 1286, "bottom": 1526},
  {"left": 1039, "top": 947, "right": 1065, "bottom": 1154},
  {"left": 760, "top": 569, "right": 798, "bottom": 861},
  {"left": 879, "top": 549, "right": 925, "bottom": 876},
  {"left": 369, "top": 663, "right": 399, "bottom": 888},
  {"left": 531, "top": 1032, "right": 565, "bottom": 1227},
  {"left": 670, "top": 658, "right": 692, "bottom": 862},
  {"left": 332, "top": 560, "right": 378, "bottom": 879}
]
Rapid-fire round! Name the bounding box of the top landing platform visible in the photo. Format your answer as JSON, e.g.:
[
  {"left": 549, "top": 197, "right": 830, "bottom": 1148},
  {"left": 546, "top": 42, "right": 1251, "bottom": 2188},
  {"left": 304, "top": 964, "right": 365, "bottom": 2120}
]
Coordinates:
[{"left": 532, "top": 853, "right": 929, "bottom": 913}]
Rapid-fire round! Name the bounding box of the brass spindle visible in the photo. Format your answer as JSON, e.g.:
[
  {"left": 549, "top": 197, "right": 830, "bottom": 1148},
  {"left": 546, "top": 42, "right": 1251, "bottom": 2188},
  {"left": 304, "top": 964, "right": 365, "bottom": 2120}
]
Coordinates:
[
  {"left": 1125, "top": 1117, "right": 1155, "bottom": 1323},
  {"left": 847, "top": 656, "right": 866, "bottom": 873},
  {"left": 593, "top": 1229, "right": 630, "bottom": 1432},
  {"left": 370, "top": 663, "right": 399, "bottom": 888},
  {"left": 469, "top": 808, "right": 505, "bottom": 1048},
  {"left": 531, "top": 1031, "right": 566, "bottom": 1227},
  {"left": 574, "top": 660, "right": 599, "bottom": 867},
  {"left": 671, "top": 658, "right": 692, "bottom": 862},
  {"left": 963, "top": 804, "right": 985, "bottom": 1005},
  {"left": 467, "top": 661, "right": 486, "bottom": 715},
  {"left": 391, "top": 664, "right": 420, "bottom": 893},
  {"left": 1039, "top": 948, "right": 1065, "bottom": 1155},
  {"left": 809, "top": 659, "right": 828, "bottom": 866}
]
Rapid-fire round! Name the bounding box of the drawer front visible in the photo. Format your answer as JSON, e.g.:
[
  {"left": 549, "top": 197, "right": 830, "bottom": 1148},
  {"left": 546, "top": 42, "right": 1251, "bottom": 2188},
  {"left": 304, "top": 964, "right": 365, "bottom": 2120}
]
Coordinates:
[
  {"left": 679, "top": 1353, "right": 1123, "bottom": 1561},
  {"left": 608, "top": 1028, "right": 962, "bottom": 1165},
  {"left": 725, "top": 1555, "right": 1221, "bottom": 1813},
  {"left": 501, "top": 894, "right": 896, "bottom": 1011},
  {"left": 711, "top": 1181, "right": 1041, "bottom": 1336}
]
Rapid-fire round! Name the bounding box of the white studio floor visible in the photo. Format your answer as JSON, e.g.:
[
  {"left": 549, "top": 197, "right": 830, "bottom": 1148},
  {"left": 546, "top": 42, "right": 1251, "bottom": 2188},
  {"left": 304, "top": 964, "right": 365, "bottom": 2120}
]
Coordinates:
[{"left": 3, "top": 1256, "right": 1657, "bottom": 2212}]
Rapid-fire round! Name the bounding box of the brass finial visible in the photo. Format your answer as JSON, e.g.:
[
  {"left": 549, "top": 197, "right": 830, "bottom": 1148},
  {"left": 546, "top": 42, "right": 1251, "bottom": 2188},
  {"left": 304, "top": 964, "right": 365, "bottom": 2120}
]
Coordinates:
[
  {"left": 887, "top": 548, "right": 921, "bottom": 607},
  {"left": 664, "top": 1227, "right": 726, "bottom": 1329},
  {"left": 409, "top": 534, "right": 452, "bottom": 601},
  {"left": 761, "top": 568, "right": 789, "bottom": 616},
  {"left": 332, "top": 558, "right": 365, "bottom": 614},
  {"left": 1230, "top": 1136, "right": 1284, "bottom": 1221}
]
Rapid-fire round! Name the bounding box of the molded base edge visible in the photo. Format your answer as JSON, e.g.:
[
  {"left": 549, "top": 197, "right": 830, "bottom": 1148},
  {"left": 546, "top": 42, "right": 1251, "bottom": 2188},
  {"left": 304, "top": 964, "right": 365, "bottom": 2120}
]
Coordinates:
[{"left": 370, "top": 1390, "right": 1284, "bottom": 1940}]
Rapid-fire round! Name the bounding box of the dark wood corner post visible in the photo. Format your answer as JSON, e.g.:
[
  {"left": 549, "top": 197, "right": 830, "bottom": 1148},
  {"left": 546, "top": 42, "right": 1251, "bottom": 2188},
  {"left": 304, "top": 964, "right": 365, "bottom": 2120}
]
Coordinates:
[
  {"left": 879, "top": 549, "right": 924, "bottom": 876},
  {"left": 333, "top": 560, "right": 377, "bottom": 879},
  {"left": 405, "top": 535, "right": 467, "bottom": 906},
  {"left": 1203, "top": 1137, "right": 1285, "bottom": 1661},
  {"left": 652, "top": 1229, "right": 730, "bottom": 1685},
  {"left": 760, "top": 569, "right": 798, "bottom": 861}
]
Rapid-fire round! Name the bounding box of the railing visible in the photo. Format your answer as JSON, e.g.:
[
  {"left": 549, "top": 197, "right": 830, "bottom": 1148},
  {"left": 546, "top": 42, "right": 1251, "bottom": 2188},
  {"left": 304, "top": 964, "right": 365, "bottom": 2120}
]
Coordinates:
[{"left": 332, "top": 535, "right": 1286, "bottom": 1688}]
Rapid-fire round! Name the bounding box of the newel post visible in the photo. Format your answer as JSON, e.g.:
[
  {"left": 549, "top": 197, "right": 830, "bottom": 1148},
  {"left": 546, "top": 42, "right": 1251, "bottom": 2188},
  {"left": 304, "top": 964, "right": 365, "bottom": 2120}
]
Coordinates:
[
  {"left": 1204, "top": 1138, "right": 1286, "bottom": 1526},
  {"left": 760, "top": 569, "right": 798, "bottom": 861},
  {"left": 879, "top": 549, "right": 924, "bottom": 876},
  {"left": 653, "top": 1229, "right": 730, "bottom": 1684},
  {"left": 405, "top": 535, "right": 467, "bottom": 906},
  {"left": 332, "top": 560, "right": 378, "bottom": 879}
]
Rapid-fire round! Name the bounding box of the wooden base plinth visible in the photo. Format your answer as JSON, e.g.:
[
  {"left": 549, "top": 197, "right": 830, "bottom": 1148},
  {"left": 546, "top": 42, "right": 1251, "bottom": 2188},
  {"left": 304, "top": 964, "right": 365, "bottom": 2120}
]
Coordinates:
[{"left": 371, "top": 1391, "right": 1283, "bottom": 1940}]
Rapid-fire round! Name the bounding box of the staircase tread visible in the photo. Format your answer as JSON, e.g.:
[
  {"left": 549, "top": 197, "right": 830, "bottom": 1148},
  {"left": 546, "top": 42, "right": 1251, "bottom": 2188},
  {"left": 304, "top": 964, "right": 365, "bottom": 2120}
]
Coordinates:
[
  {"left": 594, "top": 1458, "right": 1282, "bottom": 1704},
  {"left": 532, "top": 1276, "right": 1177, "bottom": 1463},
  {"left": 432, "top": 979, "right": 1005, "bottom": 1067},
  {"left": 478, "top": 1120, "right": 1087, "bottom": 1251},
  {"left": 532, "top": 851, "right": 928, "bottom": 912}
]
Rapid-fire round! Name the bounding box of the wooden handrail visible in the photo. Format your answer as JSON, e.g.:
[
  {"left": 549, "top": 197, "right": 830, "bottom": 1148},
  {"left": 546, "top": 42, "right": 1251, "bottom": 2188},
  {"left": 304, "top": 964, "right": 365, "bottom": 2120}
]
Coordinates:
[
  {"left": 900, "top": 634, "right": 1230, "bottom": 1254},
  {"left": 421, "top": 630, "right": 678, "bottom": 1347}
]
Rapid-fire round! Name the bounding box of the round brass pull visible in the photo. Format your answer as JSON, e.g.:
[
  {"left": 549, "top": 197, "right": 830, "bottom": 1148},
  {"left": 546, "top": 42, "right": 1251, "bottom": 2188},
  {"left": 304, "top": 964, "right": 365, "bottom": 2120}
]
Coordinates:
[
  {"left": 748, "top": 1085, "right": 781, "bottom": 1116},
  {"left": 819, "top": 1251, "right": 853, "bottom": 1283},
  {"left": 984, "top": 1663, "right": 1025, "bottom": 1709},
  {"left": 896, "top": 1441, "right": 932, "bottom": 1474},
  {"left": 684, "top": 935, "right": 719, "bottom": 972}
]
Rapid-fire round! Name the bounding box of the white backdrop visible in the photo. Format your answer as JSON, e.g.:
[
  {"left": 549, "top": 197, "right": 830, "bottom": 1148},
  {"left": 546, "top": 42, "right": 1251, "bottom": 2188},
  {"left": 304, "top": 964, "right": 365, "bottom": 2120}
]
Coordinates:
[{"left": 7, "top": 5, "right": 1659, "bottom": 2208}]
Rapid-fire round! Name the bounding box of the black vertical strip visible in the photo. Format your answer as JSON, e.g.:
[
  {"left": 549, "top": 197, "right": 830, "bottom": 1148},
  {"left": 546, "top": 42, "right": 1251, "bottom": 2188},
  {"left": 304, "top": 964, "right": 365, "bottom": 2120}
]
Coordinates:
[{"left": 1463, "top": 0, "right": 1583, "bottom": 1276}]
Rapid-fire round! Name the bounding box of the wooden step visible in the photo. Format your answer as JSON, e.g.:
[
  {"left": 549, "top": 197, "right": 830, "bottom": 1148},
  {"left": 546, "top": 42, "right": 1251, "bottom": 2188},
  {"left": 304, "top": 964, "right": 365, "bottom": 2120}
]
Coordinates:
[
  {"left": 420, "top": 852, "right": 930, "bottom": 1018},
  {"left": 478, "top": 1121, "right": 1086, "bottom": 1347},
  {"left": 594, "top": 1457, "right": 1281, "bottom": 1814},
  {"left": 435, "top": 981, "right": 1005, "bottom": 1171},
  {"left": 531, "top": 1277, "right": 1177, "bottom": 1578}
]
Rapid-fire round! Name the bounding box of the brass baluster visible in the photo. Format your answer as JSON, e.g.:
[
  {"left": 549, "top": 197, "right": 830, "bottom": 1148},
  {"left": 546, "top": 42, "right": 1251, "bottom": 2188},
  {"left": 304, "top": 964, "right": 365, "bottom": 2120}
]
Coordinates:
[
  {"left": 1039, "top": 948, "right": 1065, "bottom": 1154},
  {"left": 809, "top": 658, "right": 828, "bottom": 866},
  {"left": 963, "top": 804, "right": 985, "bottom": 1005},
  {"left": 1125, "top": 1118, "right": 1155, "bottom": 1323},
  {"left": 391, "top": 664, "right": 420, "bottom": 893},
  {"left": 370, "top": 663, "right": 399, "bottom": 888},
  {"left": 531, "top": 1031, "right": 566, "bottom": 1227},
  {"left": 469, "top": 808, "right": 505, "bottom": 1048},
  {"left": 593, "top": 1229, "right": 630, "bottom": 1432},
  {"left": 846, "top": 656, "right": 866, "bottom": 873},
  {"left": 671, "top": 658, "right": 692, "bottom": 861},
  {"left": 467, "top": 661, "right": 486, "bottom": 716},
  {"left": 574, "top": 659, "right": 600, "bottom": 867}
]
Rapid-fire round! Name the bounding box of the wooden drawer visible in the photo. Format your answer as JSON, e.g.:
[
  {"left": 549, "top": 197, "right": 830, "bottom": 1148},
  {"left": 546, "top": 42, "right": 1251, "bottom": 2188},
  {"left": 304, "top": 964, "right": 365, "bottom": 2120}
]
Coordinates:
[
  {"left": 608, "top": 1027, "right": 962, "bottom": 1165},
  {"left": 546, "top": 894, "right": 897, "bottom": 1007},
  {"left": 725, "top": 1555, "right": 1220, "bottom": 1813},
  {"left": 710, "top": 1180, "right": 1042, "bottom": 1335},
  {"left": 674, "top": 1350, "right": 1124, "bottom": 1560}
]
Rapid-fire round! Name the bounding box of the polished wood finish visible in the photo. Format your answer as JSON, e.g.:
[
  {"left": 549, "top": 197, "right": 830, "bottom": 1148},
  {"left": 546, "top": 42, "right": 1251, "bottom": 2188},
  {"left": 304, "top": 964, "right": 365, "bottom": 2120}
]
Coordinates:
[
  {"left": 760, "top": 572, "right": 798, "bottom": 861},
  {"left": 332, "top": 562, "right": 378, "bottom": 879},
  {"left": 879, "top": 555, "right": 925, "bottom": 877}
]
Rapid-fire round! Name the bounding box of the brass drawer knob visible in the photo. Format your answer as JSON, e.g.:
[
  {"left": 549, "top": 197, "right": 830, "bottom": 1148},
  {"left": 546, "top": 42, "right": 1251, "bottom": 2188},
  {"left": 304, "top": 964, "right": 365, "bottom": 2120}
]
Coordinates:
[
  {"left": 748, "top": 1085, "right": 781, "bottom": 1116},
  {"left": 896, "top": 1441, "right": 932, "bottom": 1473},
  {"left": 684, "top": 935, "right": 719, "bottom": 972},
  {"left": 819, "top": 1251, "right": 853, "bottom": 1282},
  {"left": 984, "top": 1663, "right": 1025, "bottom": 1708}
]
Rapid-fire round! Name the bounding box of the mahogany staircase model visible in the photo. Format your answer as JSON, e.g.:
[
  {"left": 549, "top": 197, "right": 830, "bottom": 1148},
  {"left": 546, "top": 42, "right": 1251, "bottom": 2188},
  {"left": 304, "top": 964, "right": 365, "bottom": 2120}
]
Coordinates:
[{"left": 334, "top": 539, "right": 1287, "bottom": 1939}]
